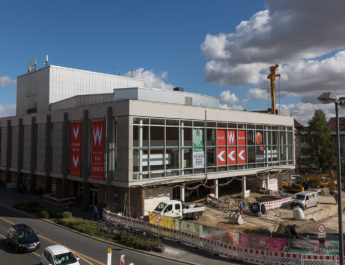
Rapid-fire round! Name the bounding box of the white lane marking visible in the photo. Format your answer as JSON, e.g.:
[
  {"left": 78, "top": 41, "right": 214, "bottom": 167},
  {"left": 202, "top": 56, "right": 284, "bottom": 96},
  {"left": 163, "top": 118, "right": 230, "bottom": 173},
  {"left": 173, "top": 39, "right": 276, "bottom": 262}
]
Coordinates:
[
  {"left": 32, "top": 252, "right": 41, "bottom": 258},
  {"left": 0, "top": 234, "right": 5, "bottom": 238}
]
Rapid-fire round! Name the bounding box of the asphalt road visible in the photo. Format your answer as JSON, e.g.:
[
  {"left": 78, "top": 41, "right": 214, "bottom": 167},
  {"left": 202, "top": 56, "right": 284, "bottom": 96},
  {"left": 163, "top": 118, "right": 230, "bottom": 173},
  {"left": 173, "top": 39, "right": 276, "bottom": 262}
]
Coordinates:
[{"left": 0, "top": 205, "right": 186, "bottom": 265}]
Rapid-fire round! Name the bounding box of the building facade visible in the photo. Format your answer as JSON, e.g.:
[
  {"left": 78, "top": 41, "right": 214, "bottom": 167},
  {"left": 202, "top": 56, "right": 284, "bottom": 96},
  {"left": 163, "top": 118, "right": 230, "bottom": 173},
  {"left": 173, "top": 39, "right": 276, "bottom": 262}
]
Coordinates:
[{"left": 0, "top": 65, "right": 295, "bottom": 217}]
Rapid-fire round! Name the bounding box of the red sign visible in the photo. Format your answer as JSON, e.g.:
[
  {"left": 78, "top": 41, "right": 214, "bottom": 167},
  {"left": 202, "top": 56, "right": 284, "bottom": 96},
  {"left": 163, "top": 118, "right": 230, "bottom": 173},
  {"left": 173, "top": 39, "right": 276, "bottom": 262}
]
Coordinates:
[
  {"left": 70, "top": 122, "right": 81, "bottom": 177},
  {"left": 217, "top": 129, "right": 226, "bottom": 146},
  {"left": 237, "top": 147, "right": 246, "bottom": 164},
  {"left": 227, "top": 147, "right": 237, "bottom": 165},
  {"left": 227, "top": 130, "right": 236, "bottom": 146},
  {"left": 217, "top": 147, "right": 226, "bottom": 166},
  {"left": 91, "top": 120, "right": 104, "bottom": 179},
  {"left": 238, "top": 130, "right": 246, "bottom": 145}
]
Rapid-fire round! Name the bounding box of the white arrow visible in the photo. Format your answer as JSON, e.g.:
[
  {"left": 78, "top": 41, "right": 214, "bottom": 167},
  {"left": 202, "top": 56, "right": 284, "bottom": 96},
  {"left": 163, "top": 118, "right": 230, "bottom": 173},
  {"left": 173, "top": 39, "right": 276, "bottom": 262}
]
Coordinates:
[
  {"left": 218, "top": 151, "right": 225, "bottom": 162},
  {"left": 228, "top": 151, "right": 236, "bottom": 161},
  {"left": 73, "top": 154, "right": 79, "bottom": 168},
  {"left": 238, "top": 150, "right": 245, "bottom": 160}
]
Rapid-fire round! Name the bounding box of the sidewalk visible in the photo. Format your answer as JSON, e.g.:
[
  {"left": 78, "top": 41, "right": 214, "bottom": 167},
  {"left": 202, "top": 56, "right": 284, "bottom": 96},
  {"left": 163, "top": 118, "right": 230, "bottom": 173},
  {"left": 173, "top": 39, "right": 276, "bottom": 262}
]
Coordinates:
[{"left": 0, "top": 185, "right": 244, "bottom": 265}]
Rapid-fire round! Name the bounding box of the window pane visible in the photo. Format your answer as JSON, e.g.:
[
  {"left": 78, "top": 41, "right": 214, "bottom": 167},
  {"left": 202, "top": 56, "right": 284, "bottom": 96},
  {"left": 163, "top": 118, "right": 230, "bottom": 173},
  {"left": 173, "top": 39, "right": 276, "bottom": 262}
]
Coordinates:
[
  {"left": 166, "top": 149, "right": 179, "bottom": 169},
  {"left": 133, "top": 125, "right": 149, "bottom": 147},
  {"left": 167, "top": 119, "right": 179, "bottom": 126},
  {"left": 207, "top": 129, "right": 216, "bottom": 146},
  {"left": 207, "top": 148, "right": 216, "bottom": 166},
  {"left": 151, "top": 126, "right": 164, "bottom": 146},
  {"left": 150, "top": 149, "right": 165, "bottom": 170},
  {"left": 182, "top": 128, "right": 192, "bottom": 146},
  {"left": 247, "top": 130, "right": 255, "bottom": 145},
  {"left": 166, "top": 127, "right": 179, "bottom": 146},
  {"left": 151, "top": 119, "right": 164, "bottom": 125},
  {"left": 248, "top": 147, "right": 255, "bottom": 163},
  {"left": 182, "top": 149, "right": 192, "bottom": 168},
  {"left": 194, "top": 121, "right": 205, "bottom": 127}
]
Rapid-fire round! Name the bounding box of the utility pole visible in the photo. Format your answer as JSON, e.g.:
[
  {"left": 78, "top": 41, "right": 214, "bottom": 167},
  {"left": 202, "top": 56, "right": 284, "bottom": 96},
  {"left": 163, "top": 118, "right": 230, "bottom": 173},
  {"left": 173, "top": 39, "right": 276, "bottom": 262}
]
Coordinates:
[{"left": 267, "top": 64, "right": 281, "bottom": 114}]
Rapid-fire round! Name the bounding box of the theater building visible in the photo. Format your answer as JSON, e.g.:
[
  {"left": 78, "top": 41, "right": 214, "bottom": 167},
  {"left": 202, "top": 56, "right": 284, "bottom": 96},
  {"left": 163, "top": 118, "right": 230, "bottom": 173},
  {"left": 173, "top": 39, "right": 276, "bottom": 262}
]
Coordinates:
[{"left": 0, "top": 65, "right": 295, "bottom": 217}]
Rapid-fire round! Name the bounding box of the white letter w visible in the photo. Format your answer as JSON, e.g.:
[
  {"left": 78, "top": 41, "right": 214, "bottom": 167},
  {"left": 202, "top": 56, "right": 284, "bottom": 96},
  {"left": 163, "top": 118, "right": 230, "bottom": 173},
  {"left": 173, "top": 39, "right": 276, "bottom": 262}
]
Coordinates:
[{"left": 93, "top": 126, "right": 102, "bottom": 145}]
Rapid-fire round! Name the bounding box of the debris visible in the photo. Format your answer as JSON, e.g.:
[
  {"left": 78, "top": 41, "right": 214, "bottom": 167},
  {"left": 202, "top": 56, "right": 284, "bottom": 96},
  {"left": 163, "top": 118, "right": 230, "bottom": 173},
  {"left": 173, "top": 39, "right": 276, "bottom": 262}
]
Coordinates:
[
  {"left": 229, "top": 211, "right": 245, "bottom": 225},
  {"left": 293, "top": 206, "right": 305, "bottom": 220}
]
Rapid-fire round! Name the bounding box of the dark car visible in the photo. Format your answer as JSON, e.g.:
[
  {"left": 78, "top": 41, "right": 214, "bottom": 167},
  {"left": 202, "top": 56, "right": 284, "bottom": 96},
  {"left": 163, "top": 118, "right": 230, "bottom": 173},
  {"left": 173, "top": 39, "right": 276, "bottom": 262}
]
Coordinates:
[{"left": 6, "top": 224, "right": 40, "bottom": 252}]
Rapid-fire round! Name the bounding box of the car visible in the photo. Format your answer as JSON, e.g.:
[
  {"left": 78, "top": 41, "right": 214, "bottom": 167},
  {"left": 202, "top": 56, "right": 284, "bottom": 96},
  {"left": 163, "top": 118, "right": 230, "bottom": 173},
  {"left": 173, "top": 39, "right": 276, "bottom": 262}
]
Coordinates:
[
  {"left": 41, "top": 245, "right": 80, "bottom": 265},
  {"left": 6, "top": 224, "right": 40, "bottom": 252},
  {"left": 290, "top": 190, "right": 320, "bottom": 210}
]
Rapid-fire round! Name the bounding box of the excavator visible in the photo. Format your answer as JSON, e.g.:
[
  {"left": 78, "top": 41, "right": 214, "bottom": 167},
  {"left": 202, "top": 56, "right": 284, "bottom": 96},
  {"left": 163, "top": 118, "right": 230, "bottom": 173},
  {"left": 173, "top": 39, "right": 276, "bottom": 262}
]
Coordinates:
[{"left": 304, "top": 170, "right": 337, "bottom": 193}]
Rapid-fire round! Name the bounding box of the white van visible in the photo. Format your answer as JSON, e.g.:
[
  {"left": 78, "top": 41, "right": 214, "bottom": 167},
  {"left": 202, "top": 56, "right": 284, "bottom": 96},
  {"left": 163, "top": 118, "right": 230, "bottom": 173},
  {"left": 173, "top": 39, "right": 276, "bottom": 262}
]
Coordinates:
[{"left": 291, "top": 190, "right": 319, "bottom": 210}]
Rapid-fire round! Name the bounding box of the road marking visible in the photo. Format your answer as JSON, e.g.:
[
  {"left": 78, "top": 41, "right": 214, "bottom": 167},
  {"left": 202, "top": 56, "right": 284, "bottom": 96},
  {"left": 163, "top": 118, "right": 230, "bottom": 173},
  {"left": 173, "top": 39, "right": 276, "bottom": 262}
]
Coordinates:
[
  {"left": 0, "top": 217, "right": 105, "bottom": 265},
  {"left": 32, "top": 252, "right": 40, "bottom": 258},
  {"left": 0, "top": 217, "right": 15, "bottom": 225},
  {"left": 0, "top": 234, "right": 5, "bottom": 238}
]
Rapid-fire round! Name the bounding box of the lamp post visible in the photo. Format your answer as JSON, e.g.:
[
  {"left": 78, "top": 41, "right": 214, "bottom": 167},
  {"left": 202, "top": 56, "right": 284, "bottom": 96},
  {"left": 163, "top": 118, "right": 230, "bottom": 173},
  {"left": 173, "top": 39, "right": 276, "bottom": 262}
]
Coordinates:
[{"left": 318, "top": 92, "right": 345, "bottom": 264}]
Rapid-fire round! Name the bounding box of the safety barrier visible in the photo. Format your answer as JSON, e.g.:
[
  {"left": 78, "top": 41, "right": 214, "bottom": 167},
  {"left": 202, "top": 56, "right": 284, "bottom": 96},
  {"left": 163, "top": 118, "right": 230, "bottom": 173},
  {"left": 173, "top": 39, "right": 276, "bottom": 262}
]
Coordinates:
[
  {"left": 103, "top": 209, "right": 341, "bottom": 265},
  {"left": 261, "top": 197, "right": 292, "bottom": 211}
]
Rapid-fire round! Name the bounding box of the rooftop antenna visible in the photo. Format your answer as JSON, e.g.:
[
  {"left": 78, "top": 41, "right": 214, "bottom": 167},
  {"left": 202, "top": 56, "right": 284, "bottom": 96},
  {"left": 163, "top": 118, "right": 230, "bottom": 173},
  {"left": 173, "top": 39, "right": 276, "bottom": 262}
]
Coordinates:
[
  {"left": 33, "top": 57, "right": 37, "bottom": 71},
  {"left": 27, "top": 60, "right": 32, "bottom": 73},
  {"left": 44, "top": 54, "right": 49, "bottom": 67}
]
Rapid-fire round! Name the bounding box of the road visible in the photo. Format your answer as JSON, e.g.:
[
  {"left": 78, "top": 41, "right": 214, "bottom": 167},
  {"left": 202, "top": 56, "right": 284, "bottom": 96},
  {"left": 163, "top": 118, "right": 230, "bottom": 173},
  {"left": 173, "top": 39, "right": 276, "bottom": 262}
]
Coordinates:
[{"left": 0, "top": 204, "right": 186, "bottom": 265}]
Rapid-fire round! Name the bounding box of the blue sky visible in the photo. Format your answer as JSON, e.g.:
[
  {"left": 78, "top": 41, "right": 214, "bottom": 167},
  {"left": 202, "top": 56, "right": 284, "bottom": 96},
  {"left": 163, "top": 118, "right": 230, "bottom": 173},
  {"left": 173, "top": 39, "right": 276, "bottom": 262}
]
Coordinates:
[{"left": 1, "top": 0, "right": 345, "bottom": 124}]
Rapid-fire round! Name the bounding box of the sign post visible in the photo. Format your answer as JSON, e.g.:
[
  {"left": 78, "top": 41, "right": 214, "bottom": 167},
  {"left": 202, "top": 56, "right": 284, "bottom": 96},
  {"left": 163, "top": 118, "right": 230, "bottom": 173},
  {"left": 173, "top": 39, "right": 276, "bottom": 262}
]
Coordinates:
[{"left": 318, "top": 224, "right": 326, "bottom": 249}]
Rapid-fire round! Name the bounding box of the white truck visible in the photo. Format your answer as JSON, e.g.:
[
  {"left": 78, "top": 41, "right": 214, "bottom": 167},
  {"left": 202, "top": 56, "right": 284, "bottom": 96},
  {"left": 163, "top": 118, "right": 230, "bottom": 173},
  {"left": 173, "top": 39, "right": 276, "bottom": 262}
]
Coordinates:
[{"left": 153, "top": 200, "right": 205, "bottom": 220}]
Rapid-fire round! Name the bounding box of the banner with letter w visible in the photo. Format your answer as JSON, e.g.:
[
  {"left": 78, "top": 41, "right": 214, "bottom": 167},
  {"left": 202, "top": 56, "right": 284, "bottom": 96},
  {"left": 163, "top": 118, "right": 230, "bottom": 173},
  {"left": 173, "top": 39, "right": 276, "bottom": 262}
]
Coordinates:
[{"left": 91, "top": 120, "right": 104, "bottom": 179}]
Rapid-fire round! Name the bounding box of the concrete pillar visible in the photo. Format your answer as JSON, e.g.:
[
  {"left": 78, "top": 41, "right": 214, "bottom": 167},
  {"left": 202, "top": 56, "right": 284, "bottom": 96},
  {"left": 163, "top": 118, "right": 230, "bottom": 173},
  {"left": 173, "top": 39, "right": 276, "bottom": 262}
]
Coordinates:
[
  {"left": 106, "top": 107, "right": 114, "bottom": 206},
  {"left": 17, "top": 118, "right": 24, "bottom": 191},
  {"left": 266, "top": 175, "right": 270, "bottom": 190},
  {"left": 242, "top": 176, "right": 247, "bottom": 199},
  {"left": 180, "top": 184, "right": 185, "bottom": 202},
  {"left": 30, "top": 117, "right": 37, "bottom": 193},
  {"left": 82, "top": 110, "right": 90, "bottom": 210},
  {"left": 138, "top": 119, "right": 143, "bottom": 173},
  {"left": 44, "top": 114, "right": 52, "bottom": 193},
  {"left": 6, "top": 120, "right": 12, "bottom": 183},
  {"left": 62, "top": 112, "right": 69, "bottom": 196},
  {"left": 214, "top": 179, "right": 219, "bottom": 198}
]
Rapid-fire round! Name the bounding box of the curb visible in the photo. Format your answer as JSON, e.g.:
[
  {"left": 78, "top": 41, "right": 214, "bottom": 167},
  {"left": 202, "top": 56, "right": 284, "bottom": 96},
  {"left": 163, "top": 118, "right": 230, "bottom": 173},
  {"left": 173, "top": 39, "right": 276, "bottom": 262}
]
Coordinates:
[{"left": 0, "top": 203, "right": 198, "bottom": 265}]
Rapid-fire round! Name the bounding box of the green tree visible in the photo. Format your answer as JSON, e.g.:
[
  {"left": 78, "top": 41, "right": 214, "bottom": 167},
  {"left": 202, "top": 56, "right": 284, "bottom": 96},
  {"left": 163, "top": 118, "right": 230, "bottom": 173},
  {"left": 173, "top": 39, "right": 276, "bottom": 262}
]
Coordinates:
[{"left": 305, "top": 110, "right": 335, "bottom": 170}]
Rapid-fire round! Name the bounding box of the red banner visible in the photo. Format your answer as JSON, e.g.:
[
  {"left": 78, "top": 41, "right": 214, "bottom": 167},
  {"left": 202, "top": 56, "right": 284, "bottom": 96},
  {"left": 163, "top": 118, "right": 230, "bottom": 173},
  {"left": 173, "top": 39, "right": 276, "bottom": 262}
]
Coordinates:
[
  {"left": 70, "top": 122, "right": 81, "bottom": 177},
  {"left": 217, "top": 129, "right": 226, "bottom": 146},
  {"left": 227, "top": 147, "right": 237, "bottom": 165},
  {"left": 91, "top": 121, "right": 104, "bottom": 179},
  {"left": 227, "top": 130, "right": 236, "bottom": 146},
  {"left": 217, "top": 147, "right": 226, "bottom": 166},
  {"left": 237, "top": 147, "right": 246, "bottom": 164},
  {"left": 237, "top": 130, "right": 246, "bottom": 145}
]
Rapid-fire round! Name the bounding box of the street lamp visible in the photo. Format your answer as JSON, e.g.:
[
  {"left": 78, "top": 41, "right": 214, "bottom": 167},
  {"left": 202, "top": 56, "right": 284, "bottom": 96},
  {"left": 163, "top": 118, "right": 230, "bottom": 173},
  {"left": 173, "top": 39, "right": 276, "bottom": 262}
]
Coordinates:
[{"left": 318, "top": 92, "right": 345, "bottom": 264}]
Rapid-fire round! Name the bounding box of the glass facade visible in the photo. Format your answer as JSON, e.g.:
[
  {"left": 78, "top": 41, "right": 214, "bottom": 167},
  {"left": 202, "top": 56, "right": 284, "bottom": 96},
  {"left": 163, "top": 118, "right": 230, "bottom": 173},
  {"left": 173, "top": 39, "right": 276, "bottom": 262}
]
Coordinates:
[{"left": 132, "top": 117, "right": 294, "bottom": 180}]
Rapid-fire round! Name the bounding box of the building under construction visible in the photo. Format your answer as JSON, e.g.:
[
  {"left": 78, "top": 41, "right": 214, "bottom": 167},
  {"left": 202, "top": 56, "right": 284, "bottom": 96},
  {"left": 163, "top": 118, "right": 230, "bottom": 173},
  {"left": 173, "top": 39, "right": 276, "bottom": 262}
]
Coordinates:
[{"left": 0, "top": 63, "right": 294, "bottom": 217}]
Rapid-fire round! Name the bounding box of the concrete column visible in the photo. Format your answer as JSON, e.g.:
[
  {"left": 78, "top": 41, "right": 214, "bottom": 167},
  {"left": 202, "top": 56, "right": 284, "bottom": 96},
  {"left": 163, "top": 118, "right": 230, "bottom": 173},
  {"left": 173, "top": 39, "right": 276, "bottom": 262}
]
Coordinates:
[
  {"left": 30, "top": 117, "right": 37, "bottom": 193},
  {"left": 44, "top": 114, "right": 52, "bottom": 193},
  {"left": 180, "top": 184, "right": 185, "bottom": 202},
  {"left": 62, "top": 112, "right": 69, "bottom": 196},
  {"left": 242, "top": 176, "right": 247, "bottom": 199},
  {"left": 81, "top": 110, "right": 90, "bottom": 210},
  {"left": 266, "top": 175, "right": 270, "bottom": 190},
  {"left": 181, "top": 121, "right": 184, "bottom": 175},
  {"left": 17, "top": 118, "right": 24, "bottom": 191},
  {"left": 106, "top": 107, "right": 113, "bottom": 206},
  {"left": 138, "top": 119, "right": 143, "bottom": 173},
  {"left": 214, "top": 179, "right": 219, "bottom": 198},
  {"left": 6, "top": 120, "right": 12, "bottom": 183}
]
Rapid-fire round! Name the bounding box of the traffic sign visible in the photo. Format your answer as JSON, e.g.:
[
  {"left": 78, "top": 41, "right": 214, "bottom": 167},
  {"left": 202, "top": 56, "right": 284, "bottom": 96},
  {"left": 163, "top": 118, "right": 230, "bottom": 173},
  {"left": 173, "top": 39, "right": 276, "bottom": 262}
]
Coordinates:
[{"left": 318, "top": 224, "right": 326, "bottom": 233}]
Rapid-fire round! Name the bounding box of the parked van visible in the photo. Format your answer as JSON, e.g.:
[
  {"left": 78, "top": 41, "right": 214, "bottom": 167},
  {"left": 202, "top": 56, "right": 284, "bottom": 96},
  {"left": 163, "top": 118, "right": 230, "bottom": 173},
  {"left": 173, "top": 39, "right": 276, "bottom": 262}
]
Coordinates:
[{"left": 291, "top": 190, "right": 319, "bottom": 210}]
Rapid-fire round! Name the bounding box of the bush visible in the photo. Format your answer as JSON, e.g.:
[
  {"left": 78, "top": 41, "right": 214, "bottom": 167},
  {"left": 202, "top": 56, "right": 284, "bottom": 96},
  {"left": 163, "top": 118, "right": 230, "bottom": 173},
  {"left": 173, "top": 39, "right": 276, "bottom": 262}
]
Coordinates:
[
  {"left": 62, "top": 211, "right": 72, "bottom": 219},
  {"left": 113, "top": 231, "right": 160, "bottom": 251},
  {"left": 38, "top": 210, "right": 50, "bottom": 219}
]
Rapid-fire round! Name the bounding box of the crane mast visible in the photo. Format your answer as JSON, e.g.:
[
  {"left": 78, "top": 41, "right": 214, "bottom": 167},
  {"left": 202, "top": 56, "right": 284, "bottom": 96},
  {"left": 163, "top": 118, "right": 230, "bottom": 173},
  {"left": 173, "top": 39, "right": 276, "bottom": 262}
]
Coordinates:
[{"left": 267, "top": 64, "right": 281, "bottom": 114}]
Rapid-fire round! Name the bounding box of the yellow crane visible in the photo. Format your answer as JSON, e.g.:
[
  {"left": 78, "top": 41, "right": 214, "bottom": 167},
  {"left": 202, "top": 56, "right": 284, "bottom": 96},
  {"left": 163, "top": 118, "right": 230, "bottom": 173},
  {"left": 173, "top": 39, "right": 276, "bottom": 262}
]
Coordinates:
[{"left": 267, "top": 64, "right": 281, "bottom": 114}]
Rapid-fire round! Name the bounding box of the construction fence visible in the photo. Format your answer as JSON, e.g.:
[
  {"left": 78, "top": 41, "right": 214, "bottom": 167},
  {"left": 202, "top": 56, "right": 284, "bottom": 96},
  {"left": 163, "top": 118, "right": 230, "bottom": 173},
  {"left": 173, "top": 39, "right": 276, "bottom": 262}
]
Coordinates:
[{"left": 103, "top": 209, "right": 342, "bottom": 265}]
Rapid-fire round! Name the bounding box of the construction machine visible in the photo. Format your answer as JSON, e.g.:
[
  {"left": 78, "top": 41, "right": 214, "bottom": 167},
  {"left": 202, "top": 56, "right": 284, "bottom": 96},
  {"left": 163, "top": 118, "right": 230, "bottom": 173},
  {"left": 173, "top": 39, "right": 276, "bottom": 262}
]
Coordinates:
[
  {"left": 281, "top": 175, "right": 306, "bottom": 193},
  {"left": 304, "top": 170, "right": 337, "bottom": 193}
]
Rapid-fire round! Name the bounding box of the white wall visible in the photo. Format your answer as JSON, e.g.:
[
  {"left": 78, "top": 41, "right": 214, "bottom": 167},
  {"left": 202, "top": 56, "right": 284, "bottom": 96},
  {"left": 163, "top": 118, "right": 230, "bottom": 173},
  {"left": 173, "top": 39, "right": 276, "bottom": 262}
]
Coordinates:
[{"left": 144, "top": 186, "right": 172, "bottom": 215}]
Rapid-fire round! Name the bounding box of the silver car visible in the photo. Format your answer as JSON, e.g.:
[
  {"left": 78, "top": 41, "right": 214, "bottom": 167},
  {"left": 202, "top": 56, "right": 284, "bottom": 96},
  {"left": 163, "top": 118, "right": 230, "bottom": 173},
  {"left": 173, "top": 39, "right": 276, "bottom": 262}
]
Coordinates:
[{"left": 291, "top": 190, "right": 319, "bottom": 210}]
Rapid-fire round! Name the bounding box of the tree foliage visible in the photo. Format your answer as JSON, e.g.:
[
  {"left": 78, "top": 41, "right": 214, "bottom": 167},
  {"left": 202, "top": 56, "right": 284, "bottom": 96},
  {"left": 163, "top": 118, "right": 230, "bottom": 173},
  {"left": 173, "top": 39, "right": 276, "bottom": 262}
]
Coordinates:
[{"left": 305, "top": 110, "right": 335, "bottom": 170}]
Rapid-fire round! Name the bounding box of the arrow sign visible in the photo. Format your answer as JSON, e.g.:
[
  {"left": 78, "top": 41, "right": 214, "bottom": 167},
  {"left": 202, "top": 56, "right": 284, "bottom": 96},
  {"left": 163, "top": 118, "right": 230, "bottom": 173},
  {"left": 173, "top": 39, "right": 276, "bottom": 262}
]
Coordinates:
[
  {"left": 218, "top": 151, "right": 225, "bottom": 162},
  {"left": 228, "top": 151, "right": 235, "bottom": 161},
  {"left": 238, "top": 150, "right": 245, "bottom": 160}
]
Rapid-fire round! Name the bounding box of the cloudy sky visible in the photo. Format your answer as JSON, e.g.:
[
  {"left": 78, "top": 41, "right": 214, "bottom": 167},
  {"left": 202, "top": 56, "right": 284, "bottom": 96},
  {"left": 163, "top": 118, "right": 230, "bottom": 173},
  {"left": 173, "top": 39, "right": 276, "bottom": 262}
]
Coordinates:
[{"left": 1, "top": 0, "right": 344, "bottom": 124}]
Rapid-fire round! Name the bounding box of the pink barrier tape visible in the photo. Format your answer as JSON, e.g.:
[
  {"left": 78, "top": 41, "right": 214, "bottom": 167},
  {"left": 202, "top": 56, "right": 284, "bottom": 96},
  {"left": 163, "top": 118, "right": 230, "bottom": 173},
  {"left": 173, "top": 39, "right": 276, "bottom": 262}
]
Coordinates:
[{"left": 102, "top": 209, "right": 340, "bottom": 265}]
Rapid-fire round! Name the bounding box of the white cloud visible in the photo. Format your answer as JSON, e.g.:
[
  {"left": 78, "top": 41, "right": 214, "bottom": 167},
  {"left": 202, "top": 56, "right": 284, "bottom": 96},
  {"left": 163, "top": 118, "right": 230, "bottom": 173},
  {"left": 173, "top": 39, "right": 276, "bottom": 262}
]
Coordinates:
[
  {"left": 201, "top": 0, "right": 345, "bottom": 86},
  {"left": 247, "top": 88, "right": 269, "bottom": 100},
  {"left": 0, "top": 76, "right": 16, "bottom": 87},
  {"left": 0, "top": 104, "right": 15, "bottom": 117},
  {"left": 125, "top": 68, "right": 174, "bottom": 90},
  {"left": 219, "top": 90, "right": 239, "bottom": 105},
  {"left": 219, "top": 103, "right": 244, "bottom": 111},
  {"left": 278, "top": 103, "right": 335, "bottom": 125}
]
